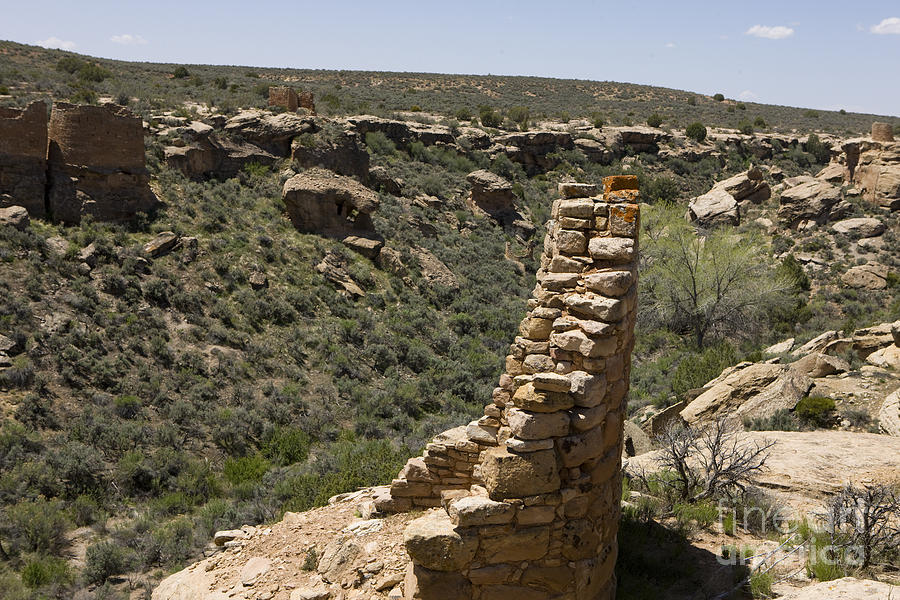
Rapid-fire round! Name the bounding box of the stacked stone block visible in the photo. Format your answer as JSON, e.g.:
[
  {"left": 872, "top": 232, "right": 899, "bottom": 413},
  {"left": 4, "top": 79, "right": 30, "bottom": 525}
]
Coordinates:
[
  {"left": 47, "top": 102, "right": 156, "bottom": 223},
  {"left": 268, "top": 86, "right": 300, "bottom": 112},
  {"left": 872, "top": 121, "right": 894, "bottom": 143},
  {"left": 0, "top": 101, "right": 48, "bottom": 217},
  {"left": 394, "top": 176, "right": 640, "bottom": 600}
]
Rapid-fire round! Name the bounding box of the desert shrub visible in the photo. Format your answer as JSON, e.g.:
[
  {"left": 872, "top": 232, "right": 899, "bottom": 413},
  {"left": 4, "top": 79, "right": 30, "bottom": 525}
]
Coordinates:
[
  {"left": 647, "top": 113, "right": 663, "bottom": 128},
  {"left": 805, "top": 133, "right": 830, "bottom": 164},
  {"left": 5, "top": 497, "right": 70, "bottom": 554},
  {"left": 643, "top": 176, "right": 679, "bottom": 204},
  {"left": 744, "top": 409, "right": 800, "bottom": 431},
  {"left": 507, "top": 105, "right": 529, "bottom": 128},
  {"left": 223, "top": 454, "right": 271, "bottom": 486},
  {"left": 478, "top": 106, "right": 501, "bottom": 128},
  {"left": 173, "top": 66, "right": 190, "bottom": 79},
  {"left": 794, "top": 396, "right": 835, "bottom": 427},
  {"left": 738, "top": 121, "right": 753, "bottom": 135},
  {"left": 364, "top": 131, "right": 397, "bottom": 155},
  {"left": 713, "top": 93, "right": 725, "bottom": 102},
  {"left": 21, "top": 555, "right": 72, "bottom": 588},
  {"left": 671, "top": 343, "right": 738, "bottom": 397},
  {"left": 749, "top": 571, "right": 774, "bottom": 598},
  {"left": 113, "top": 395, "right": 142, "bottom": 419},
  {"left": 673, "top": 501, "right": 717, "bottom": 534},
  {"left": 262, "top": 427, "right": 311, "bottom": 466},
  {"left": 71, "top": 494, "right": 100, "bottom": 526},
  {"left": 754, "top": 116, "right": 767, "bottom": 129},
  {"left": 685, "top": 122, "right": 707, "bottom": 142},
  {"left": 454, "top": 107, "right": 472, "bottom": 121},
  {"left": 84, "top": 542, "right": 132, "bottom": 585}
]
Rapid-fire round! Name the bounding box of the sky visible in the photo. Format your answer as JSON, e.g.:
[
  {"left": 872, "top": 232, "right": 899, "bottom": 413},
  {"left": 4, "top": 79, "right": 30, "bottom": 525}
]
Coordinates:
[{"left": 1, "top": 0, "right": 898, "bottom": 116}]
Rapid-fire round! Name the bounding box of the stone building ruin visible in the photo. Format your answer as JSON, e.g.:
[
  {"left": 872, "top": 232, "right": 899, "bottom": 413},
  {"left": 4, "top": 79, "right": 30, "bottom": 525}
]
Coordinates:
[
  {"left": 268, "top": 86, "right": 316, "bottom": 115},
  {"left": 374, "top": 176, "right": 640, "bottom": 600},
  {"left": 0, "top": 100, "right": 156, "bottom": 223}
]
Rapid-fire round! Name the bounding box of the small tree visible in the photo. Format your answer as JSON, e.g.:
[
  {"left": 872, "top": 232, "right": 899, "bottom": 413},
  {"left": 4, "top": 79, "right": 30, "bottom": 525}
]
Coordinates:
[
  {"left": 641, "top": 205, "right": 796, "bottom": 348},
  {"left": 478, "top": 106, "right": 501, "bottom": 128},
  {"left": 173, "top": 66, "right": 190, "bottom": 79},
  {"left": 713, "top": 93, "right": 725, "bottom": 102},
  {"left": 822, "top": 484, "right": 900, "bottom": 568},
  {"left": 686, "top": 122, "right": 707, "bottom": 142},
  {"left": 647, "top": 113, "right": 663, "bottom": 128}
]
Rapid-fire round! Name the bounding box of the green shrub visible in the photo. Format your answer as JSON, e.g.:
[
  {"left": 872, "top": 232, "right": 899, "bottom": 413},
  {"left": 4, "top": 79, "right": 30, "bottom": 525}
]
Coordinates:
[
  {"left": 478, "top": 106, "right": 501, "bottom": 128},
  {"left": 805, "top": 133, "right": 830, "bottom": 164},
  {"left": 685, "top": 122, "right": 707, "bottom": 142},
  {"left": 713, "top": 93, "right": 725, "bottom": 102},
  {"left": 673, "top": 501, "right": 717, "bottom": 534},
  {"left": 223, "top": 454, "right": 271, "bottom": 486},
  {"left": 71, "top": 494, "right": 100, "bottom": 526},
  {"left": 364, "top": 131, "right": 397, "bottom": 155},
  {"left": 173, "top": 66, "right": 190, "bottom": 79},
  {"left": 671, "top": 343, "right": 738, "bottom": 397},
  {"left": 454, "top": 107, "right": 472, "bottom": 121},
  {"left": 262, "top": 427, "right": 311, "bottom": 466},
  {"left": 113, "top": 395, "right": 141, "bottom": 419},
  {"left": 6, "top": 497, "right": 70, "bottom": 554},
  {"left": 749, "top": 570, "right": 774, "bottom": 598},
  {"left": 21, "top": 555, "right": 72, "bottom": 588},
  {"left": 507, "top": 105, "right": 529, "bottom": 128},
  {"left": 738, "top": 120, "right": 754, "bottom": 135},
  {"left": 647, "top": 113, "right": 663, "bottom": 128},
  {"left": 795, "top": 396, "right": 836, "bottom": 427},
  {"left": 754, "top": 116, "right": 767, "bottom": 129},
  {"left": 84, "top": 542, "right": 131, "bottom": 585},
  {"left": 744, "top": 409, "right": 800, "bottom": 431}
]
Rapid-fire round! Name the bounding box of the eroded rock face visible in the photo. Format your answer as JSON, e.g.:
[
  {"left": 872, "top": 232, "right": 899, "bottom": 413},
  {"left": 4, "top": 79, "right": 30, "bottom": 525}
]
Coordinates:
[
  {"left": 0, "top": 101, "right": 48, "bottom": 218},
  {"left": 777, "top": 179, "right": 841, "bottom": 228},
  {"left": 687, "top": 168, "right": 770, "bottom": 227},
  {"left": 224, "top": 110, "right": 317, "bottom": 156},
  {"left": 291, "top": 130, "right": 370, "bottom": 181},
  {"left": 493, "top": 131, "right": 574, "bottom": 174},
  {"left": 466, "top": 169, "right": 534, "bottom": 237},
  {"left": 47, "top": 103, "right": 157, "bottom": 223},
  {"left": 347, "top": 116, "right": 454, "bottom": 148},
  {"left": 282, "top": 169, "right": 379, "bottom": 236},
  {"left": 841, "top": 262, "right": 890, "bottom": 290}
]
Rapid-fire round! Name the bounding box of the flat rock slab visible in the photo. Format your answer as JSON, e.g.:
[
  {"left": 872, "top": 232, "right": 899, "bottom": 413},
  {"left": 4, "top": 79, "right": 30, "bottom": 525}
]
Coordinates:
[{"left": 779, "top": 577, "right": 899, "bottom": 599}]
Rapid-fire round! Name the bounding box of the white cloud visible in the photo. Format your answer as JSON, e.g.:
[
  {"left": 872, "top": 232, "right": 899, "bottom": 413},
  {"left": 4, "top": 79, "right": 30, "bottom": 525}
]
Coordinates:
[
  {"left": 738, "top": 90, "right": 759, "bottom": 101},
  {"left": 665, "top": 42, "right": 676, "bottom": 48},
  {"left": 110, "top": 34, "right": 147, "bottom": 45},
  {"left": 871, "top": 17, "right": 900, "bottom": 34},
  {"left": 36, "top": 36, "right": 76, "bottom": 50},
  {"left": 745, "top": 25, "right": 794, "bottom": 40}
]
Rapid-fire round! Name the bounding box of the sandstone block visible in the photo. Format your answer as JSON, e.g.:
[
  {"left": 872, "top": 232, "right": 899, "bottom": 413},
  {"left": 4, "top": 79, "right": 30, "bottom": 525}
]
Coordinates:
[
  {"left": 556, "top": 198, "right": 595, "bottom": 217},
  {"left": 448, "top": 495, "right": 515, "bottom": 527},
  {"left": 512, "top": 383, "right": 574, "bottom": 413},
  {"left": 532, "top": 372, "right": 572, "bottom": 393},
  {"left": 520, "top": 317, "right": 553, "bottom": 340},
  {"left": 561, "top": 519, "right": 601, "bottom": 560},
  {"left": 479, "top": 526, "right": 551, "bottom": 563},
  {"left": 551, "top": 330, "right": 617, "bottom": 358},
  {"left": 588, "top": 237, "right": 634, "bottom": 263},
  {"left": 603, "top": 175, "right": 639, "bottom": 193},
  {"left": 506, "top": 437, "right": 555, "bottom": 452},
  {"left": 558, "top": 183, "right": 598, "bottom": 199},
  {"left": 481, "top": 447, "right": 560, "bottom": 500},
  {"left": 556, "top": 229, "right": 587, "bottom": 254},
  {"left": 523, "top": 353, "right": 556, "bottom": 374},
  {"left": 468, "top": 564, "right": 517, "bottom": 585},
  {"left": 507, "top": 408, "right": 570, "bottom": 439},
  {"left": 480, "top": 585, "right": 551, "bottom": 600},
  {"left": 520, "top": 565, "right": 574, "bottom": 593},
  {"left": 403, "top": 511, "right": 478, "bottom": 571},
  {"left": 403, "top": 562, "right": 471, "bottom": 600},
  {"left": 516, "top": 505, "right": 557, "bottom": 525},
  {"left": 584, "top": 270, "right": 634, "bottom": 297},
  {"left": 608, "top": 204, "right": 639, "bottom": 237},
  {"left": 572, "top": 404, "right": 608, "bottom": 431},
  {"left": 564, "top": 294, "right": 626, "bottom": 322},
  {"left": 558, "top": 427, "right": 605, "bottom": 467},
  {"left": 549, "top": 255, "right": 586, "bottom": 273}
]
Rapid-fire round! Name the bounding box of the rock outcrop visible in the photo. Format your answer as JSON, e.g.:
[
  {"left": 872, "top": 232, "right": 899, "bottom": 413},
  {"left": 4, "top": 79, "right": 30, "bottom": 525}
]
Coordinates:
[
  {"left": 383, "top": 176, "right": 640, "bottom": 600},
  {"left": 841, "top": 262, "right": 890, "bottom": 290},
  {"left": 0, "top": 101, "right": 48, "bottom": 218},
  {"left": 347, "top": 116, "right": 454, "bottom": 149},
  {"left": 777, "top": 179, "right": 841, "bottom": 228},
  {"left": 282, "top": 169, "right": 380, "bottom": 236},
  {"left": 465, "top": 169, "right": 534, "bottom": 237},
  {"left": 224, "top": 110, "right": 318, "bottom": 157},
  {"left": 291, "top": 130, "right": 370, "bottom": 181},
  {"left": 493, "top": 131, "right": 574, "bottom": 174},
  {"left": 47, "top": 102, "right": 157, "bottom": 223},
  {"left": 687, "top": 167, "right": 770, "bottom": 227}
]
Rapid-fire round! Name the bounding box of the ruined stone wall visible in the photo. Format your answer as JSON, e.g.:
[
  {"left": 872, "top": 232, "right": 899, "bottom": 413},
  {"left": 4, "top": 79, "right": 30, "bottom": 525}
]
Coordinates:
[
  {"left": 0, "top": 101, "right": 48, "bottom": 217},
  {"left": 298, "top": 91, "right": 316, "bottom": 115},
  {"left": 872, "top": 122, "right": 894, "bottom": 143},
  {"left": 268, "top": 86, "right": 299, "bottom": 112},
  {"left": 384, "top": 176, "right": 640, "bottom": 600},
  {"left": 47, "top": 102, "right": 156, "bottom": 223}
]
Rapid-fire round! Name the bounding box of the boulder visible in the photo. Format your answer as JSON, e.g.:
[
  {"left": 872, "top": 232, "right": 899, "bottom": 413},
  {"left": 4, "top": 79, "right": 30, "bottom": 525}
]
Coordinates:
[
  {"left": 291, "top": 130, "right": 370, "bottom": 181},
  {"left": 403, "top": 511, "right": 477, "bottom": 571},
  {"left": 831, "top": 217, "right": 885, "bottom": 238},
  {"left": 467, "top": 170, "right": 516, "bottom": 215},
  {"left": 317, "top": 536, "right": 362, "bottom": 583},
  {"left": 679, "top": 363, "right": 784, "bottom": 424},
  {"left": 143, "top": 231, "right": 179, "bottom": 257},
  {"left": 224, "top": 110, "right": 317, "bottom": 156},
  {"left": 404, "top": 563, "right": 472, "bottom": 600},
  {"left": 574, "top": 138, "right": 613, "bottom": 164},
  {"left": 283, "top": 169, "right": 379, "bottom": 235},
  {"left": 879, "top": 390, "right": 900, "bottom": 437},
  {"left": 715, "top": 168, "right": 770, "bottom": 203},
  {"left": 841, "top": 262, "right": 890, "bottom": 290},
  {"left": 239, "top": 556, "right": 271, "bottom": 586},
  {"left": 777, "top": 179, "right": 841, "bottom": 227},
  {"left": 791, "top": 352, "right": 850, "bottom": 378},
  {"left": 0, "top": 205, "right": 29, "bottom": 230},
  {"left": 687, "top": 188, "right": 739, "bottom": 227}
]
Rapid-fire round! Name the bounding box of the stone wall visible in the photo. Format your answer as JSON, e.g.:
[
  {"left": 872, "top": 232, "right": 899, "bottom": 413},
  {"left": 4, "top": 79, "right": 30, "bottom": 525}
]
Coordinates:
[
  {"left": 47, "top": 102, "right": 156, "bottom": 223},
  {"left": 298, "top": 91, "right": 316, "bottom": 115},
  {"left": 268, "top": 86, "right": 299, "bottom": 112},
  {"left": 382, "top": 176, "right": 640, "bottom": 600},
  {"left": 0, "top": 101, "right": 48, "bottom": 217},
  {"left": 872, "top": 122, "right": 894, "bottom": 143}
]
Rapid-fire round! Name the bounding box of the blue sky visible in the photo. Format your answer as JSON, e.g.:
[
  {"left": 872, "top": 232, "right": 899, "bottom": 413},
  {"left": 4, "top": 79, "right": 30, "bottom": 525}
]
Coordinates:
[{"left": 2, "top": 0, "right": 898, "bottom": 116}]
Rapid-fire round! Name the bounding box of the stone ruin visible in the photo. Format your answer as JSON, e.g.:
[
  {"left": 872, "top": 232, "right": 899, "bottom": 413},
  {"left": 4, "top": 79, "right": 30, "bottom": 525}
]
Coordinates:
[
  {"left": 872, "top": 121, "right": 894, "bottom": 143},
  {"left": 268, "top": 86, "right": 316, "bottom": 115},
  {"left": 0, "top": 101, "right": 48, "bottom": 218},
  {"left": 0, "top": 100, "right": 156, "bottom": 223},
  {"left": 374, "top": 176, "right": 640, "bottom": 600}
]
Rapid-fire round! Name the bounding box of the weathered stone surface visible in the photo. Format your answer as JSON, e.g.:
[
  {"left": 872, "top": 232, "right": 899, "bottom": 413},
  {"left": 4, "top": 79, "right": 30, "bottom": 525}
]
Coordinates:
[
  {"left": 268, "top": 86, "right": 300, "bottom": 112},
  {"left": 558, "top": 183, "right": 598, "bottom": 199},
  {"left": 479, "top": 526, "right": 551, "bottom": 563},
  {"left": 841, "top": 262, "right": 890, "bottom": 290},
  {"left": 404, "top": 563, "right": 471, "bottom": 600},
  {"left": 481, "top": 447, "right": 560, "bottom": 500},
  {"left": 342, "top": 235, "right": 383, "bottom": 259},
  {"left": 448, "top": 495, "right": 515, "bottom": 527},
  {"left": 506, "top": 437, "right": 555, "bottom": 452},
  {"left": 512, "top": 383, "right": 574, "bottom": 413},
  {"left": 680, "top": 363, "right": 784, "bottom": 424},
  {"left": 507, "top": 408, "right": 570, "bottom": 439},
  {"left": 283, "top": 169, "right": 379, "bottom": 235},
  {"left": 588, "top": 237, "right": 634, "bottom": 263},
  {"left": 556, "top": 229, "right": 587, "bottom": 254},
  {"left": 532, "top": 372, "right": 571, "bottom": 393},
  {"left": 791, "top": 352, "right": 850, "bottom": 378},
  {"left": 0, "top": 102, "right": 48, "bottom": 218},
  {"left": 778, "top": 577, "right": 899, "bottom": 599},
  {"left": 240, "top": 556, "right": 271, "bottom": 586},
  {"left": 403, "top": 511, "right": 477, "bottom": 571},
  {"left": 687, "top": 187, "right": 739, "bottom": 227},
  {"left": 551, "top": 330, "right": 617, "bottom": 358},
  {"left": 557, "top": 427, "right": 605, "bottom": 467},
  {"left": 571, "top": 405, "right": 608, "bottom": 432},
  {"left": 569, "top": 371, "right": 606, "bottom": 407},
  {"left": 48, "top": 103, "right": 157, "bottom": 223},
  {"left": 290, "top": 588, "right": 331, "bottom": 600},
  {"left": 777, "top": 179, "right": 841, "bottom": 227},
  {"left": 0, "top": 205, "right": 29, "bottom": 230},
  {"left": 564, "top": 294, "right": 626, "bottom": 322},
  {"left": 584, "top": 270, "right": 634, "bottom": 297},
  {"left": 520, "top": 317, "right": 554, "bottom": 340},
  {"left": 224, "top": 110, "right": 316, "bottom": 156},
  {"left": 831, "top": 217, "right": 885, "bottom": 238},
  {"left": 561, "top": 519, "right": 601, "bottom": 560},
  {"left": 317, "top": 536, "right": 362, "bottom": 582},
  {"left": 213, "top": 529, "right": 245, "bottom": 546},
  {"left": 143, "top": 231, "right": 179, "bottom": 257},
  {"left": 292, "top": 130, "right": 370, "bottom": 181}
]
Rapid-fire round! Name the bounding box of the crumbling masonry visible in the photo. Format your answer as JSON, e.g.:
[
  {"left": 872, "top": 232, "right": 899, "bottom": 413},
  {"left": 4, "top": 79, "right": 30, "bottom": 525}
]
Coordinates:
[
  {"left": 375, "top": 176, "right": 640, "bottom": 600},
  {"left": 0, "top": 101, "right": 156, "bottom": 223}
]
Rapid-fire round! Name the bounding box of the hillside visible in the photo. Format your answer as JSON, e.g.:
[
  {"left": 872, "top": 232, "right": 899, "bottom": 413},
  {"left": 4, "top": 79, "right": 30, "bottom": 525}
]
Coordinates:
[{"left": 0, "top": 43, "right": 899, "bottom": 599}]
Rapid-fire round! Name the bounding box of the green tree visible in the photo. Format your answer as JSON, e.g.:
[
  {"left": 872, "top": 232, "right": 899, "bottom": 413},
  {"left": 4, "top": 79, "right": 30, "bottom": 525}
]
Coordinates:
[
  {"left": 479, "top": 106, "right": 501, "bottom": 128},
  {"left": 685, "top": 122, "right": 707, "bottom": 142},
  {"left": 647, "top": 113, "right": 663, "bottom": 128},
  {"left": 713, "top": 93, "right": 725, "bottom": 102},
  {"left": 641, "top": 206, "right": 796, "bottom": 348}
]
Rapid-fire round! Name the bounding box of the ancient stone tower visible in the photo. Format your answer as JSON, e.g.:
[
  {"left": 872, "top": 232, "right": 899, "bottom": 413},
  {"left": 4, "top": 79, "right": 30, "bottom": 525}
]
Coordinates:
[
  {"left": 268, "top": 86, "right": 316, "bottom": 115},
  {"left": 375, "top": 176, "right": 640, "bottom": 600},
  {"left": 47, "top": 102, "right": 156, "bottom": 223},
  {"left": 872, "top": 121, "right": 894, "bottom": 143},
  {"left": 0, "top": 101, "right": 49, "bottom": 218}
]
